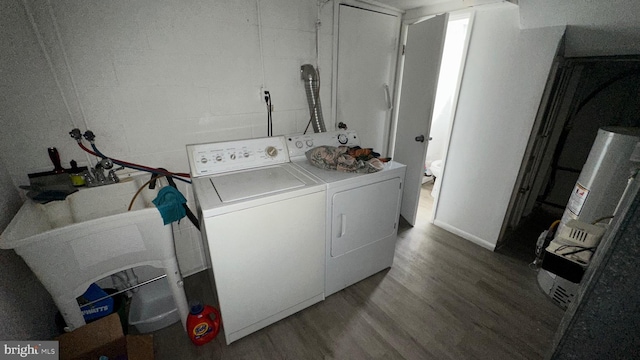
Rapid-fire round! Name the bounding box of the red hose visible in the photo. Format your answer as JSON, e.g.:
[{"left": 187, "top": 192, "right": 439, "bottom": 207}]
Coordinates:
[
  {"left": 78, "top": 142, "right": 99, "bottom": 157},
  {"left": 77, "top": 142, "right": 191, "bottom": 178}
]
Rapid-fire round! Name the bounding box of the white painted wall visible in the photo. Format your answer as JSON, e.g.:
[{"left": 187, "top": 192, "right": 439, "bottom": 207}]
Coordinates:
[
  {"left": 0, "top": 0, "right": 333, "bottom": 275},
  {"left": 433, "top": 3, "right": 565, "bottom": 250},
  {"left": 0, "top": 157, "right": 59, "bottom": 340},
  {"left": 519, "top": 0, "right": 640, "bottom": 57},
  {"left": 0, "top": 162, "right": 21, "bottom": 232}
]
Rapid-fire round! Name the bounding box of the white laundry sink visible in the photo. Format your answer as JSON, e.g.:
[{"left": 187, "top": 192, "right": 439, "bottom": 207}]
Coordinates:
[
  {"left": 1, "top": 172, "right": 158, "bottom": 247},
  {"left": 0, "top": 171, "right": 189, "bottom": 332}
]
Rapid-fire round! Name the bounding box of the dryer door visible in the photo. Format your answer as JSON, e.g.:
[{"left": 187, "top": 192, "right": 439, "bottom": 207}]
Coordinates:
[{"left": 331, "top": 177, "right": 402, "bottom": 257}]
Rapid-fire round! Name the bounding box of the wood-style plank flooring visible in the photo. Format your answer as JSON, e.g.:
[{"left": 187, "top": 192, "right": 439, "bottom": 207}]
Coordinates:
[{"left": 153, "top": 182, "right": 564, "bottom": 359}]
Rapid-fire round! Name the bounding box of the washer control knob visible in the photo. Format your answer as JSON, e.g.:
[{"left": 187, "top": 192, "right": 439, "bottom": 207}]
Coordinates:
[
  {"left": 295, "top": 141, "right": 303, "bottom": 148},
  {"left": 243, "top": 152, "right": 250, "bottom": 158},
  {"left": 306, "top": 140, "right": 314, "bottom": 148},
  {"left": 200, "top": 157, "right": 208, "bottom": 164},
  {"left": 230, "top": 153, "right": 236, "bottom": 160},
  {"left": 265, "top": 146, "right": 278, "bottom": 158},
  {"left": 337, "top": 133, "right": 348, "bottom": 144},
  {"left": 216, "top": 155, "right": 223, "bottom": 162}
]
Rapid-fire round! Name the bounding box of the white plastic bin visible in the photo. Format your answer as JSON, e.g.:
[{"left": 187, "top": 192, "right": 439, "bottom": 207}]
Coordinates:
[{"left": 128, "top": 277, "right": 180, "bottom": 333}]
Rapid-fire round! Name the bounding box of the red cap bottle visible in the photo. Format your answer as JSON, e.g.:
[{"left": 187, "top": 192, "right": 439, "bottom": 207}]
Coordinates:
[{"left": 186, "top": 300, "right": 221, "bottom": 346}]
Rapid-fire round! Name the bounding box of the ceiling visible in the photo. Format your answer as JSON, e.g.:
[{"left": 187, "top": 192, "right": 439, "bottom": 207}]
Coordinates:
[
  {"left": 373, "top": 0, "right": 456, "bottom": 11},
  {"left": 370, "top": 1, "right": 518, "bottom": 12}
]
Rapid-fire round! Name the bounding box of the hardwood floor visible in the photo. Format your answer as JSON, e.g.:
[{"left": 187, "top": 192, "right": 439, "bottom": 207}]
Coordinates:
[{"left": 153, "top": 181, "right": 564, "bottom": 359}]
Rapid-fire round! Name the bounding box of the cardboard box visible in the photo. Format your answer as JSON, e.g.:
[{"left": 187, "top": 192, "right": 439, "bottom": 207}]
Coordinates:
[{"left": 57, "top": 313, "right": 153, "bottom": 360}]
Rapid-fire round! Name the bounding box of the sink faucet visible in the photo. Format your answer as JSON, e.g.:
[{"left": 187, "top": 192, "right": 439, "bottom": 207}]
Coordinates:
[
  {"left": 107, "top": 168, "right": 121, "bottom": 183},
  {"left": 93, "top": 165, "right": 106, "bottom": 183},
  {"left": 87, "top": 158, "right": 123, "bottom": 187}
]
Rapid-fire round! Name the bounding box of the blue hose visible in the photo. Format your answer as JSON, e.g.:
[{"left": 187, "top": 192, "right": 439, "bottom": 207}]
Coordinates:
[{"left": 90, "top": 143, "right": 191, "bottom": 184}]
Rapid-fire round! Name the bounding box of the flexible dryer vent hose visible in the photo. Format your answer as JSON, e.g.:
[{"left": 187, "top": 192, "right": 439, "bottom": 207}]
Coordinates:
[{"left": 301, "top": 64, "right": 326, "bottom": 133}]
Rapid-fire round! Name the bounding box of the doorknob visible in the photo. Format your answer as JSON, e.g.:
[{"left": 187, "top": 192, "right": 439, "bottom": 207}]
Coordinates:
[{"left": 415, "top": 135, "right": 425, "bottom": 142}]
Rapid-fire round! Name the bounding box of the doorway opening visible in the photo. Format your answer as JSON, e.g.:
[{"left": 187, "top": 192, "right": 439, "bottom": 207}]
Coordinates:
[
  {"left": 421, "top": 12, "right": 472, "bottom": 222},
  {"left": 501, "top": 56, "right": 640, "bottom": 251}
]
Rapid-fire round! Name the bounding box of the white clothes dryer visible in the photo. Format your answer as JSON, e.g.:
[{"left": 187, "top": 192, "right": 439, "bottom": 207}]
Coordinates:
[
  {"left": 286, "top": 131, "right": 406, "bottom": 296},
  {"left": 187, "top": 136, "right": 326, "bottom": 344}
]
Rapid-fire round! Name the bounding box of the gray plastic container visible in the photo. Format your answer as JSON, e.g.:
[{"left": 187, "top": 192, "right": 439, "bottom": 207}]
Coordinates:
[{"left": 128, "top": 277, "right": 180, "bottom": 333}]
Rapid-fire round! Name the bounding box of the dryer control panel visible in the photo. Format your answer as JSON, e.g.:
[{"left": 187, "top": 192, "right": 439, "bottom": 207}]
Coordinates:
[
  {"left": 286, "top": 131, "right": 360, "bottom": 159},
  {"left": 187, "top": 136, "right": 290, "bottom": 177}
]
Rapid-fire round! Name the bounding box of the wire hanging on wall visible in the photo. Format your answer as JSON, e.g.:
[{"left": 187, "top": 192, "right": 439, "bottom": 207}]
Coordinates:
[{"left": 265, "top": 91, "right": 273, "bottom": 136}]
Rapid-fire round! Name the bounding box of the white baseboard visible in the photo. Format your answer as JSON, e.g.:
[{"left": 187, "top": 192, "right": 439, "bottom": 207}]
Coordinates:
[{"left": 433, "top": 220, "right": 497, "bottom": 251}]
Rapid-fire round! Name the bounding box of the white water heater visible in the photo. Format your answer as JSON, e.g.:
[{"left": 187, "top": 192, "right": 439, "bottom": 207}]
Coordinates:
[
  {"left": 539, "top": 126, "right": 640, "bottom": 309},
  {"left": 558, "top": 126, "right": 640, "bottom": 232}
]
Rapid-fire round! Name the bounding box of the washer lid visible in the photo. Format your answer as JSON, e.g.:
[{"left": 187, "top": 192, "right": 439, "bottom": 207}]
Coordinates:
[{"left": 211, "top": 166, "right": 305, "bottom": 202}]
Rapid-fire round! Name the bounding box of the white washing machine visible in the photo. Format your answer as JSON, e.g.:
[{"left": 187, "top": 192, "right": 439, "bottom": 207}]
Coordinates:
[
  {"left": 286, "top": 131, "right": 406, "bottom": 296},
  {"left": 187, "top": 136, "right": 326, "bottom": 344}
]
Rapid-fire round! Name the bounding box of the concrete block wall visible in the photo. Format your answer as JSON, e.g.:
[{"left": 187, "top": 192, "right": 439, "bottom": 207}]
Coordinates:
[{"left": 0, "top": 0, "right": 334, "bottom": 275}]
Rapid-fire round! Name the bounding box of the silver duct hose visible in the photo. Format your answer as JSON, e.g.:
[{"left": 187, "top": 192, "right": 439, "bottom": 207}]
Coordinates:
[{"left": 301, "top": 64, "right": 326, "bottom": 133}]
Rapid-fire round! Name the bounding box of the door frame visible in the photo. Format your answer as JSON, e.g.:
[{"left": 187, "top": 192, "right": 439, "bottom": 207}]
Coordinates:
[
  {"left": 427, "top": 10, "right": 475, "bottom": 223},
  {"left": 388, "top": 9, "right": 475, "bottom": 223},
  {"left": 391, "top": 13, "right": 449, "bottom": 225}
]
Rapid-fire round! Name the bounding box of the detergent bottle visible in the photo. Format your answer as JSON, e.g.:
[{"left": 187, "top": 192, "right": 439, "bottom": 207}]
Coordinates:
[{"left": 186, "top": 300, "right": 221, "bottom": 346}]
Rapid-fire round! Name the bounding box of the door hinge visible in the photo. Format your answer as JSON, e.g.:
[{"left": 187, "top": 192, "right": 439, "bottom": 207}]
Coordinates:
[
  {"left": 399, "top": 182, "right": 402, "bottom": 189},
  {"left": 394, "top": 222, "right": 397, "bottom": 229},
  {"left": 402, "top": 45, "right": 405, "bottom": 55}
]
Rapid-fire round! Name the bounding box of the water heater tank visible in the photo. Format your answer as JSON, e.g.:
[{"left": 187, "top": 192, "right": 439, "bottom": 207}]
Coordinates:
[{"left": 558, "top": 126, "right": 640, "bottom": 232}]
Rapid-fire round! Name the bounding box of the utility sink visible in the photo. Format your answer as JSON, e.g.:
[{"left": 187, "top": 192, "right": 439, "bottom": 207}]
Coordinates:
[
  {"left": 2, "top": 172, "right": 158, "bottom": 248},
  {"left": 0, "top": 171, "right": 189, "bottom": 332}
]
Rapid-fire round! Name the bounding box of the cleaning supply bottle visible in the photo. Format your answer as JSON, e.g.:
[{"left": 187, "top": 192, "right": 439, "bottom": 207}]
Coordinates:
[
  {"left": 68, "top": 160, "right": 87, "bottom": 187},
  {"left": 187, "top": 300, "right": 221, "bottom": 346}
]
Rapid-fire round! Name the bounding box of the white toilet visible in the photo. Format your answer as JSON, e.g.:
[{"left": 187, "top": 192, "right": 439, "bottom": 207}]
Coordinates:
[{"left": 429, "top": 160, "right": 443, "bottom": 197}]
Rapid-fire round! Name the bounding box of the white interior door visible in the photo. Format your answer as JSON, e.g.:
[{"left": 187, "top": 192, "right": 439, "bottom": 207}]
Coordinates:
[
  {"left": 334, "top": 4, "right": 400, "bottom": 156},
  {"left": 393, "top": 14, "right": 448, "bottom": 226}
]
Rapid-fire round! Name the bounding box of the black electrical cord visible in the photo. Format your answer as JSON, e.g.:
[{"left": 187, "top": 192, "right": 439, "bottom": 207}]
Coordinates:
[
  {"left": 73, "top": 129, "right": 191, "bottom": 183},
  {"left": 88, "top": 142, "right": 191, "bottom": 184},
  {"left": 562, "top": 247, "right": 595, "bottom": 256},
  {"left": 303, "top": 90, "right": 320, "bottom": 135},
  {"left": 265, "top": 91, "right": 273, "bottom": 137},
  {"left": 157, "top": 168, "right": 200, "bottom": 231},
  {"left": 303, "top": 113, "right": 313, "bottom": 135},
  {"left": 592, "top": 215, "right": 614, "bottom": 225},
  {"left": 268, "top": 94, "right": 273, "bottom": 136},
  {"left": 554, "top": 244, "right": 595, "bottom": 256}
]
